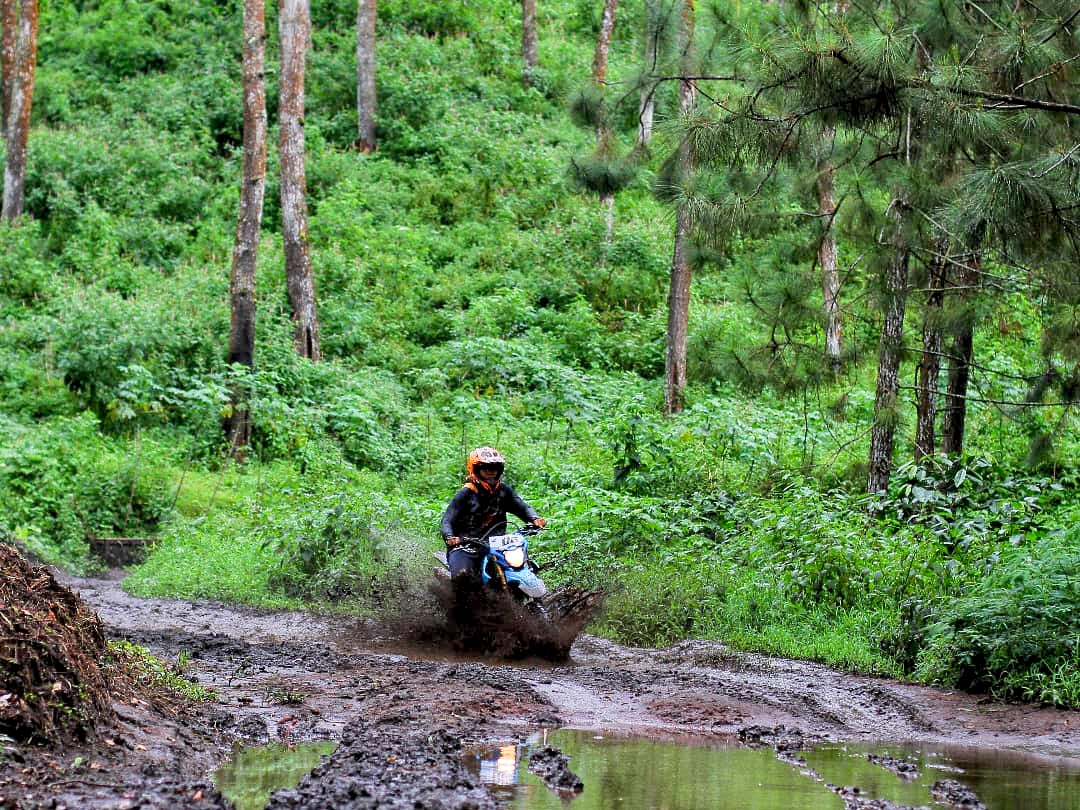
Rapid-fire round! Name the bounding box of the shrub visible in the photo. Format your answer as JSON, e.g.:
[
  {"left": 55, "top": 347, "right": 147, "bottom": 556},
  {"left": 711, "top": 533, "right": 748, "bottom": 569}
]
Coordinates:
[
  {"left": 0, "top": 415, "right": 174, "bottom": 570},
  {"left": 917, "top": 526, "right": 1080, "bottom": 707}
]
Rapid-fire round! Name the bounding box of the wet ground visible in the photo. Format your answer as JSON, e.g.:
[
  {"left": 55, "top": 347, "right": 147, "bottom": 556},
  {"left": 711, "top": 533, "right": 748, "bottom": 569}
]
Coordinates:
[{"left": 2, "top": 570, "right": 1078, "bottom": 809}]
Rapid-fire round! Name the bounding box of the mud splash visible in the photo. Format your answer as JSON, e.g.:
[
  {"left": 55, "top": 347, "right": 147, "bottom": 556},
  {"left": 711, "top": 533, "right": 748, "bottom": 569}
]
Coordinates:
[{"left": 383, "top": 578, "right": 603, "bottom": 661}]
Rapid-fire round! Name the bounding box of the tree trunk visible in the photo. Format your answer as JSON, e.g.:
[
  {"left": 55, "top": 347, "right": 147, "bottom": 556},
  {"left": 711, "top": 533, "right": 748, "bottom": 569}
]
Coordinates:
[
  {"left": 2, "top": 0, "right": 36, "bottom": 223},
  {"left": 521, "top": 0, "right": 538, "bottom": 87},
  {"left": 866, "top": 195, "right": 910, "bottom": 492},
  {"left": 663, "top": 0, "right": 695, "bottom": 416},
  {"left": 637, "top": 4, "right": 658, "bottom": 148},
  {"left": 1, "top": 0, "right": 16, "bottom": 136},
  {"left": 817, "top": 126, "right": 842, "bottom": 372},
  {"left": 226, "top": 0, "right": 269, "bottom": 454},
  {"left": 914, "top": 237, "right": 948, "bottom": 462},
  {"left": 592, "top": 0, "right": 618, "bottom": 88},
  {"left": 814, "top": 0, "right": 848, "bottom": 370},
  {"left": 941, "top": 252, "right": 979, "bottom": 455},
  {"left": 279, "top": 0, "right": 320, "bottom": 361},
  {"left": 593, "top": 0, "right": 618, "bottom": 244},
  {"left": 356, "top": 0, "right": 376, "bottom": 152}
]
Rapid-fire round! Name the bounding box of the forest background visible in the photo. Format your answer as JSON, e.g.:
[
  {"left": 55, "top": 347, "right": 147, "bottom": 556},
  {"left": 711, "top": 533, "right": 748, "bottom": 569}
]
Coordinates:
[{"left": 1, "top": 0, "right": 1078, "bottom": 709}]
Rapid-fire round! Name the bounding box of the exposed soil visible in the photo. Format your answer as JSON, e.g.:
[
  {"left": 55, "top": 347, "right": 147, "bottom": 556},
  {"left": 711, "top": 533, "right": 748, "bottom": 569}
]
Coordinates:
[{"left": 3, "top": 568, "right": 1079, "bottom": 810}]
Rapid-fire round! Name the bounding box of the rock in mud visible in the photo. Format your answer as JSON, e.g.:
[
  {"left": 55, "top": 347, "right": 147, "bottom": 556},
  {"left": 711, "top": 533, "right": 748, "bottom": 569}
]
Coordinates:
[
  {"left": 866, "top": 753, "right": 920, "bottom": 780},
  {"left": 738, "top": 724, "right": 810, "bottom": 756},
  {"left": 931, "top": 779, "right": 986, "bottom": 809},
  {"left": 0, "top": 544, "right": 114, "bottom": 742},
  {"left": 527, "top": 745, "right": 583, "bottom": 793},
  {"left": 266, "top": 720, "right": 497, "bottom": 810},
  {"left": 832, "top": 785, "right": 930, "bottom": 810}
]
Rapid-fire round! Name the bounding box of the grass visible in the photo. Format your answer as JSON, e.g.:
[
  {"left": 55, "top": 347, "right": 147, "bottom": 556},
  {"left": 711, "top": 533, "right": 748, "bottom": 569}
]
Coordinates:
[{"left": 106, "top": 640, "right": 217, "bottom": 702}]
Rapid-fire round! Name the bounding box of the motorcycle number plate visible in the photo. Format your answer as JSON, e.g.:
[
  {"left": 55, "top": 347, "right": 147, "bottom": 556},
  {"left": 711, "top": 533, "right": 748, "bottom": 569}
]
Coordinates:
[{"left": 487, "top": 534, "right": 520, "bottom": 551}]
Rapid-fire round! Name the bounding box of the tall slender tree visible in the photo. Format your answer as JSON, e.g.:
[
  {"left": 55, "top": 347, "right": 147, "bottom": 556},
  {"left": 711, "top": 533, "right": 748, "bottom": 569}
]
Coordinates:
[
  {"left": 636, "top": 0, "right": 665, "bottom": 148},
  {"left": 356, "top": 0, "right": 377, "bottom": 152},
  {"left": 226, "top": 0, "right": 269, "bottom": 453},
  {"left": 521, "top": 0, "right": 539, "bottom": 87},
  {"left": 278, "top": 0, "right": 320, "bottom": 361},
  {"left": 913, "top": 238, "right": 948, "bottom": 461},
  {"left": 592, "top": 0, "right": 619, "bottom": 242},
  {"left": 811, "top": 0, "right": 849, "bottom": 372},
  {"left": 866, "top": 192, "right": 912, "bottom": 492},
  {"left": 662, "top": 0, "right": 695, "bottom": 415},
  {"left": 2, "top": 0, "right": 36, "bottom": 222},
  {"left": 1, "top": 0, "right": 16, "bottom": 134},
  {"left": 815, "top": 129, "right": 842, "bottom": 372},
  {"left": 941, "top": 251, "right": 980, "bottom": 455}
]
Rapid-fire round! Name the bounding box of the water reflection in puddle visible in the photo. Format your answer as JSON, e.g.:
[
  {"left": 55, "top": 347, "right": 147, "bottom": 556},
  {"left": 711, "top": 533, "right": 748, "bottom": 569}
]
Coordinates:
[
  {"left": 213, "top": 740, "right": 338, "bottom": 810},
  {"left": 466, "top": 729, "right": 1080, "bottom": 810}
]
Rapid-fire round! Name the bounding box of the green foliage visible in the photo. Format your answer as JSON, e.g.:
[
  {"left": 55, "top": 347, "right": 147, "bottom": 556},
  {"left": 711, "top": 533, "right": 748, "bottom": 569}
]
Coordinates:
[
  {"left": 917, "top": 525, "right": 1080, "bottom": 706},
  {"left": 0, "top": 0, "right": 1075, "bottom": 712},
  {"left": 106, "top": 640, "right": 216, "bottom": 702},
  {"left": 0, "top": 415, "right": 173, "bottom": 571}
]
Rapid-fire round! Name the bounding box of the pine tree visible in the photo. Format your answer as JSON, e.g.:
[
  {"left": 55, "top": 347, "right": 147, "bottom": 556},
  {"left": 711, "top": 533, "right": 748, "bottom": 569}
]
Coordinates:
[
  {"left": 677, "top": 0, "right": 1079, "bottom": 489},
  {"left": 1, "top": 0, "right": 16, "bottom": 134}
]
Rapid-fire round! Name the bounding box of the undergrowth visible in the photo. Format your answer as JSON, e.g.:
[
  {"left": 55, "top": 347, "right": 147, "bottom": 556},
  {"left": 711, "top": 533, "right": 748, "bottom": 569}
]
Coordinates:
[{"left": 106, "top": 641, "right": 217, "bottom": 703}]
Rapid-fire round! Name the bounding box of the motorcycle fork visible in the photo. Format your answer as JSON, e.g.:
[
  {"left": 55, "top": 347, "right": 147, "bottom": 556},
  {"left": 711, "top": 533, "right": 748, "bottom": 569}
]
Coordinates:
[{"left": 489, "top": 558, "right": 509, "bottom": 592}]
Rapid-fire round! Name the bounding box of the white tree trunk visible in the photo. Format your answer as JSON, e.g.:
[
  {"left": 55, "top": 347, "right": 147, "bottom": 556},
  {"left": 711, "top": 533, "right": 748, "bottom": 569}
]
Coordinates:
[
  {"left": 356, "top": 0, "right": 377, "bottom": 151},
  {"left": 637, "top": 3, "right": 658, "bottom": 148},
  {"left": 817, "top": 127, "right": 842, "bottom": 371}
]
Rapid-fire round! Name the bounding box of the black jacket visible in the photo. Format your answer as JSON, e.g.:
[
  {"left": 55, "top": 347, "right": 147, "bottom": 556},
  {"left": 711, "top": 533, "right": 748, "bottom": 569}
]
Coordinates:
[{"left": 440, "top": 482, "right": 539, "bottom": 542}]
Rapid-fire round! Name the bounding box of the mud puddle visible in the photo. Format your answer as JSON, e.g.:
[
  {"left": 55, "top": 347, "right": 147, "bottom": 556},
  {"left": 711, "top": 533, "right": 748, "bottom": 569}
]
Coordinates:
[
  {"left": 469, "top": 730, "right": 1080, "bottom": 810},
  {"left": 213, "top": 741, "right": 337, "bottom": 810}
]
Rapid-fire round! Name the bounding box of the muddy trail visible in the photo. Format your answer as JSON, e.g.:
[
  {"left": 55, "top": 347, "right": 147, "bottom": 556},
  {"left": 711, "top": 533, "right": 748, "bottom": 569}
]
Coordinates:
[{"left": 4, "top": 570, "right": 1079, "bottom": 809}]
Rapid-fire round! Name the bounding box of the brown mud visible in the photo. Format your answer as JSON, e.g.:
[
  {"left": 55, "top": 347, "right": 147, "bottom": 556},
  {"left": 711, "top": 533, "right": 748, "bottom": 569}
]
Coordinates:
[{"left": 3, "top": 569, "right": 1079, "bottom": 809}]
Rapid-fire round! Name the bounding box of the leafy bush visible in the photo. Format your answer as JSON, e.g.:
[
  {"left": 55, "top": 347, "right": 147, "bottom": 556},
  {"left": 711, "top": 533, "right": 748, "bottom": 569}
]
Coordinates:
[
  {"left": 0, "top": 415, "right": 174, "bottom": 570},
  {"left": 917, "top": 526, "right": 1080, "bottom": 706}
]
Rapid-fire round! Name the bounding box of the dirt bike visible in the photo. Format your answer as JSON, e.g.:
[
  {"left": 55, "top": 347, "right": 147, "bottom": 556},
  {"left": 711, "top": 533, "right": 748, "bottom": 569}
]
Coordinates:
[
  {"left": 436, "top": 523, "right": 550, "bottom": 618},
  {"left": 433, "top": 524, "right": 603, "bottom": 660}
]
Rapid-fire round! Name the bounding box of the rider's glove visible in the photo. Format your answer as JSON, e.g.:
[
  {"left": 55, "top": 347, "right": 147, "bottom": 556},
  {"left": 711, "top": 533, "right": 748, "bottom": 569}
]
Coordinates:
[
  {"left": 445, "top": 535, "right": 461, "bottom": 548},
  {"left": 531, "top": 518, "right": 547, "bottom": 529}
]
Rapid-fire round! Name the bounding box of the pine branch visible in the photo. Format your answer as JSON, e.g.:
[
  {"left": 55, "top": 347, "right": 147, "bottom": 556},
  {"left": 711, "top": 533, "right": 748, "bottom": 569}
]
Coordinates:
[
  {"left": 897, "top": 385, "right": 1075, "bottom": 407},
  {"left": 931, "top": 84, "right": 1080, "bottom": 116}
]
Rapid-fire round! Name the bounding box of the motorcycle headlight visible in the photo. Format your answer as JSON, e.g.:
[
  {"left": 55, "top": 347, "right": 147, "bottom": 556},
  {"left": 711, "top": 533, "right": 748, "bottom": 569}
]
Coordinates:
[{"left": 503, "top": 547, "right": 526, "bottom": 569}]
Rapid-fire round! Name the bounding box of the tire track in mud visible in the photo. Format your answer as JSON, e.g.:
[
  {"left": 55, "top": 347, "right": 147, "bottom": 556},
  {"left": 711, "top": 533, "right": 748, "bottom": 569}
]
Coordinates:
[
  {"left": 16, "top": 571, "right": 1076, "bottom": 810},
  {"left": 63, "top": 572, "right": 1080, "bottom": 756}
]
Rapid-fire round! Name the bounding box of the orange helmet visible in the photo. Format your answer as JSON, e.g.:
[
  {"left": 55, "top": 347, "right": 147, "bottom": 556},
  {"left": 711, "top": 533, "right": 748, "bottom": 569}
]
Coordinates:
[{"left": 466, "top": 446, "right": 505, "bottom": 492}]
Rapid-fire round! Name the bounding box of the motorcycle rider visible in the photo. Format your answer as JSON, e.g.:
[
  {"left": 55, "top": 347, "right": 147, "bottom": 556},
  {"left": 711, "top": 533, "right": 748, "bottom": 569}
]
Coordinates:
[{"left": 440, "top": 446, "right": 546, "bottom": 581}]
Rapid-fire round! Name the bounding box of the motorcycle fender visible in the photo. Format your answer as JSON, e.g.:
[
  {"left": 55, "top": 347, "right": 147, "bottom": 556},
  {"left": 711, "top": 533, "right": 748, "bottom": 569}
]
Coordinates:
[{"left": 508, "top": 567, "right": 547, "bottom": 599}]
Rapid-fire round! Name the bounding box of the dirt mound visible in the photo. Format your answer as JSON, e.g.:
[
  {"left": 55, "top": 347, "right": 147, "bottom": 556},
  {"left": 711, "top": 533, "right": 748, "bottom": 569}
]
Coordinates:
[
  {"left": 0, "top": 543, "right": 113, "bottom": 742},
  {"left": 399, "top": 579, "right": 604, "bottom": 660},
  {"left": 267, "top": 721, "right": 497, "bottom": 810},
  {"left": 527, "top": 745, "right": 583, "bottom": 792}
]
